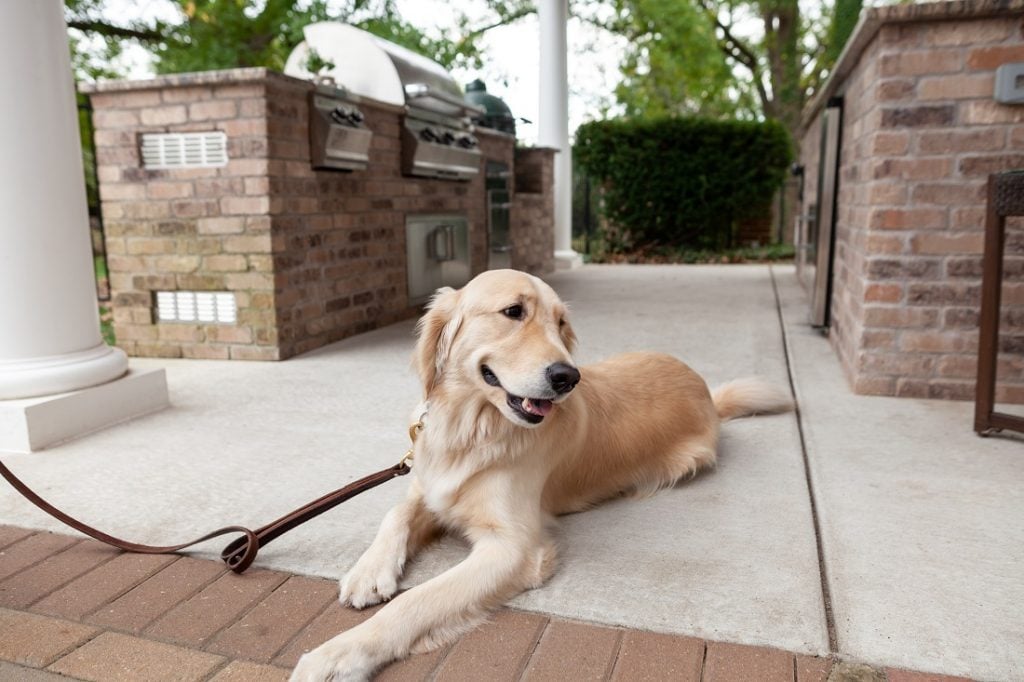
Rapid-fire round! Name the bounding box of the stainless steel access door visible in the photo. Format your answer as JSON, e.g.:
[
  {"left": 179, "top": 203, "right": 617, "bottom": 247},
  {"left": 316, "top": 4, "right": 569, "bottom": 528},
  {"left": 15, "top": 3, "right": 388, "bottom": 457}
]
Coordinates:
[
  {"left": 405, "top": 215, "right": 471, "bottom": 305},
  {"left": 810, "top": 99, "right": 843, "bottom": 328}
]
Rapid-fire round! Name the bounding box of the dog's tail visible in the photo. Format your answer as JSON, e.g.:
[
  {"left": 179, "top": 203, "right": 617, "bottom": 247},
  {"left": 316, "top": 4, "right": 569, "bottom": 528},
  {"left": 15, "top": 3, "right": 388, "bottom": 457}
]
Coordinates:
[{"left": 711, "top": 378, "right": 794, "bottom": 421}]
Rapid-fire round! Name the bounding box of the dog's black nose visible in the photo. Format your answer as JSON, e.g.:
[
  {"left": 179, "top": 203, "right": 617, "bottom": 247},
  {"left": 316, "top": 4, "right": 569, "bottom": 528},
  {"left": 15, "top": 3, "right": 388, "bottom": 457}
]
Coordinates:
[{"left": 546, "top": 362, "right": 581, "bottom": 394}]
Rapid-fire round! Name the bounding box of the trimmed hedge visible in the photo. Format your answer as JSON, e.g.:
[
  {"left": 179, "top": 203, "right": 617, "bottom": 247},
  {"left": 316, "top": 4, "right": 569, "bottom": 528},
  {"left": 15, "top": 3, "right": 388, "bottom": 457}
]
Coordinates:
[{"left": 575, "top": 117, "right": 792, "bottom": 250}]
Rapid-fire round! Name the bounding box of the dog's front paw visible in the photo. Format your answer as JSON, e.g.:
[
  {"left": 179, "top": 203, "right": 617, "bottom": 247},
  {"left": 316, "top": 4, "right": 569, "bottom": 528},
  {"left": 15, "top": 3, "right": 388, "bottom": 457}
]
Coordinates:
[
  {"left": 339, "top": 545, "right": 403, "bottom": 609},
  {"left": 289, "top": 639, "right": 375, "bottom": 682}
]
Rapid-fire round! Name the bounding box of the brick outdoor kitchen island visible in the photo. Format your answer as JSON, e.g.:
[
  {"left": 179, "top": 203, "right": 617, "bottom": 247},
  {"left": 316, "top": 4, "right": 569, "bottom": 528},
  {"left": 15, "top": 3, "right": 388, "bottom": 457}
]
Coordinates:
[
  {"left": 83, "top": 68, "right": 555, "bottom": 361},
  {"left": 796, "top": 0, "right": 1024, "bottom": 403}
]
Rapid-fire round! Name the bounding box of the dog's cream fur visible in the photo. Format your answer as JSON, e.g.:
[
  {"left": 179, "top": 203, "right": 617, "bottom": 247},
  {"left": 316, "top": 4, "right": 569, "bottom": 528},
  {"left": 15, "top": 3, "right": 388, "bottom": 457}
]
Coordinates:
[{"left": 290, "top": 269, "right": 793, "bottom": 681}]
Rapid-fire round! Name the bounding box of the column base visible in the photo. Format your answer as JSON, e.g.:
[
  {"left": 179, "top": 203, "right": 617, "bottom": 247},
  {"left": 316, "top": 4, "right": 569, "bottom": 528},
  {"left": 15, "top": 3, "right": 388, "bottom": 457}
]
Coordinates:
[
  {"left": 554, "top": 249, "right": 584, "bottom": 270},
  {"left": 0, "top": 369, "right": 169, "bottom": 453},
  {"left": 0, "top": 344, "right": 130, "bottom": 400}
]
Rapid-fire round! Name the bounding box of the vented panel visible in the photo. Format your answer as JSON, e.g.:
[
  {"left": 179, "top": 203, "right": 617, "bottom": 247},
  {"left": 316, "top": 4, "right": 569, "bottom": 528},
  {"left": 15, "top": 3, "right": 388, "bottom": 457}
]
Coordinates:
[
  {"left": 141, "top": 132, "right": 228, "bottom": 169},
  {"left": 156, "top": 291, "right": 237, "bottom": 324}
]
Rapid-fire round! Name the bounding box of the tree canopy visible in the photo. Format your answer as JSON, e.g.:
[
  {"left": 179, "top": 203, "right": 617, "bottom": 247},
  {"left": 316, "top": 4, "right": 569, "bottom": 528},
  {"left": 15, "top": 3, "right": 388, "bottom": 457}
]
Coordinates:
[
  {"left": 602, "top": 0, "right": 743, "bottom": 119},
  {"left": 64, "top": 0, "right": 531, "bottom": 80},
  {"left": 578, "top": 0, "right": 863, "bottom": 141},
  {"left": 66, "top": 0, "right": 863, "bottom": 142}
]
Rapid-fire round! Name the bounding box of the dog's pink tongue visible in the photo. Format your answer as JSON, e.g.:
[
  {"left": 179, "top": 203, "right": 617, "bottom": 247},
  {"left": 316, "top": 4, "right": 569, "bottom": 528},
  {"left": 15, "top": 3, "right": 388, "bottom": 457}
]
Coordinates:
[{"left": 522, "top": 398, "right": 553, "bottom": 416}]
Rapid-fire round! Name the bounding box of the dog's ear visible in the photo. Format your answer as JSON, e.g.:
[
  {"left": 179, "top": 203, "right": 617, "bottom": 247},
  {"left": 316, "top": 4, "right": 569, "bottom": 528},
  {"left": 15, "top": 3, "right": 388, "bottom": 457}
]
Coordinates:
[
  {"left": 414, "top": 286, "right": 462, "bottom": 395},
  {"left": 560, "top": 317, "right": 578, "bottom": 355}
]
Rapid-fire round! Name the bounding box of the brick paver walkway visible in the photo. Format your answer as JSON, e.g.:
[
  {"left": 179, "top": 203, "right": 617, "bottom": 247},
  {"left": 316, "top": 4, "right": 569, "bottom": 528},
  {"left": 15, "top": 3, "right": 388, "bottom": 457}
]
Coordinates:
[{"left": 0, "top": 526, "right": 970, "bottom": 681}]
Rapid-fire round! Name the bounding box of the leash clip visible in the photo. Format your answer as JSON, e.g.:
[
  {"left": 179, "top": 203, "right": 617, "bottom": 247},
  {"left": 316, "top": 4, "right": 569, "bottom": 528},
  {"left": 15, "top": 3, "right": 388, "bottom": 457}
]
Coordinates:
[{"left": 400, "top": 420, "right": 424, "bottom": 468}]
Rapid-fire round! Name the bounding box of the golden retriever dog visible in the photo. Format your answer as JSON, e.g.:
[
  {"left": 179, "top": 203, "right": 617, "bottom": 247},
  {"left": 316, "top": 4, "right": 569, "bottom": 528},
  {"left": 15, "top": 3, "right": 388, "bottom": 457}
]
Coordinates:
[{"left": 291, "top": 269, "right": 793, "bottom": 681}]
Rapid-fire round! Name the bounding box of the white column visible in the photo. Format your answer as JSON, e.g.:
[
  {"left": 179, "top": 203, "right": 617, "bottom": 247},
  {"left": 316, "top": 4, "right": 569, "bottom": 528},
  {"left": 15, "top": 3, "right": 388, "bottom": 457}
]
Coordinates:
[
  {"left": 0, "top": 0, "right": 128, "bottom": 399},
  {"left": 538, "top": 0, "right": 582, "bottom": 269},
  {"left": 0, "top": 1, "right": 167, "bottom": 451}
]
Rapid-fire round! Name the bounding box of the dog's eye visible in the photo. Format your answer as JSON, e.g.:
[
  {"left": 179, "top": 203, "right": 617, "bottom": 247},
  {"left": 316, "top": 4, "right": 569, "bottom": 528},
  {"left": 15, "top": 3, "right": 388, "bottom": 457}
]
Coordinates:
[
  {"left": 481, "top": 365, "right": 501, "bottom": 387},
  {"left": 559, "top": 318, "right": 566, "bottom": 327},
  {"left": 502, "top": 305, "right": 523, "bottom": 320}
]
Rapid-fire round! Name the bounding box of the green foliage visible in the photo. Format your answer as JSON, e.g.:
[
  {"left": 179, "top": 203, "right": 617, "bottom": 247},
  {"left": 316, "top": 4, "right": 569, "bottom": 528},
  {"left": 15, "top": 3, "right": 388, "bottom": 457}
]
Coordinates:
[
  {"left": 77, "top": 94, "right": 98, "bottom": 213},
  {"left": 64, "top": 0, "right": 516, "bottom": 80},
  {"left": 68, "top": 31, "right": 126, "bottom": 82},
  {"left": 604, "top": 0, "right": 746, "bottom": 119},
  {"left": 149, "top": 0, "right": 329, "bottom": 73},
  {"left": 575, "top": 117, "right": 792, "bottom": 250},
  {"left": 303, "top": 47, "right": 335, "bottom": 75},
  {"left": 148, "top": 0, "right": 494, "bottom": 74},
  {"left": 823, "top": 0, "right": 863, "bottom": 67},
  {"left": 96, "top": 256, "right": 113, "bottom": 343},
  {"left": 98, "top": 305, "right": 115, "bottom": 346},
  {"left": 65, "top": 0, "right": 163, "bottom": 79},
  {"left": 354, "top": 11, "right": 483, "bottom": 71},
  {"left": 588, "top": 0, "right": 854, "bottom": 143}
]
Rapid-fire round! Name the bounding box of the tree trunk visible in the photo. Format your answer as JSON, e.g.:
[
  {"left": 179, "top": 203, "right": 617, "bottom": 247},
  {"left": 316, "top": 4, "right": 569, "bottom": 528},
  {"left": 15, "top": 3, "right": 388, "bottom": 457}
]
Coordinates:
[{"left": 761, "top": 0, "right": 802, "bottom": 144}]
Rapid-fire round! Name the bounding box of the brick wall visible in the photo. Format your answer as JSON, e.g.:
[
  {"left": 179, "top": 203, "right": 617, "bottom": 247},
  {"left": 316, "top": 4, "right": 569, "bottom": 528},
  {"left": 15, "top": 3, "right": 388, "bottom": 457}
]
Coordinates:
[
  {"left": 87, "top": 69, "right": 555, "bottom": 360},
  {"left": 511, "top": 148, "right": 556, "bottom": 274},
  {"left": 798, "top": 3, "right": 1024, "bottom": 402},
  {"left": 91, "top": 76, "right": 277, "bottom": 360}
]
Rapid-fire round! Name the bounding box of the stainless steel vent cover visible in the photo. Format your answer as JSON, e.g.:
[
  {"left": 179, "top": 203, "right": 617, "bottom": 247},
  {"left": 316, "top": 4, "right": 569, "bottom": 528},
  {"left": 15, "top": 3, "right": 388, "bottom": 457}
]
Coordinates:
[{"left": 156, "top": 291, "right": 237, "bottom": 324}]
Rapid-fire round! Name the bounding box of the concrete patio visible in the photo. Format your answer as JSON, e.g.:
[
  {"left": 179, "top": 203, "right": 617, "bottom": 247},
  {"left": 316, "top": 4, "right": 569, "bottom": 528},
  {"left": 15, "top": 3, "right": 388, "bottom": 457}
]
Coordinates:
[{"left": 0, "top": 264, "right": 1020, "bottom": 681}]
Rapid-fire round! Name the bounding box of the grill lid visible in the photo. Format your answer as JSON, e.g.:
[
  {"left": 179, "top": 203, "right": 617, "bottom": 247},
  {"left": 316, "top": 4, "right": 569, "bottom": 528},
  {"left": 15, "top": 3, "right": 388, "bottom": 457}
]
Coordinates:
[{"left": 284, "top": 23, "right": 484, "bottom": 119}]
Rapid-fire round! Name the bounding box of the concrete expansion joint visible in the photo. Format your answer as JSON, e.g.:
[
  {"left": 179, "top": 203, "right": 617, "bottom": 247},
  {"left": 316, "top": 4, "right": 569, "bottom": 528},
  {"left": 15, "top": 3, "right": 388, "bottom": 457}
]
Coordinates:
[{"left": 769, "top": 265, "right": 839, "bottom": 654}]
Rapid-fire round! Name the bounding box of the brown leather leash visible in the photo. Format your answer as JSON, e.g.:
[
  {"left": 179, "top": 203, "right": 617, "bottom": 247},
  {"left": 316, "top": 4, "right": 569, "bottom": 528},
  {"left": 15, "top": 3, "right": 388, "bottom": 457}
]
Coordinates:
[{"left": 0, "top": 422, "right": 422, "bottom": 574}]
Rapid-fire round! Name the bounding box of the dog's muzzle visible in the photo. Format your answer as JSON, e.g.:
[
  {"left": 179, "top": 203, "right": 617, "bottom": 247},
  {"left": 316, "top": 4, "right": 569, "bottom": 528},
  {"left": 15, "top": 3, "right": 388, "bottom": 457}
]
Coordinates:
[{"left": 481, "top": 363, "right": 580, "bottom": 425}]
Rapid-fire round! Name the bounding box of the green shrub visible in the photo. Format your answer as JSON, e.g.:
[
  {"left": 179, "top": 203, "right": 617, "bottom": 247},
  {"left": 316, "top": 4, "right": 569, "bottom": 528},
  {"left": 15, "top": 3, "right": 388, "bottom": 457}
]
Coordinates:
[{"left": 575, "top": 117, "right": 792, "bottom": 250}]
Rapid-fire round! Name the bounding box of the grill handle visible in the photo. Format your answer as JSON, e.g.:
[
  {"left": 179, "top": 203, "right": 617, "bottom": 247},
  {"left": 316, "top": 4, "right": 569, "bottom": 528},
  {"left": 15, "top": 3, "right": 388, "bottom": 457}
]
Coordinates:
[{"left": 404, "top": 84, "right": 485, "bottom": 118}]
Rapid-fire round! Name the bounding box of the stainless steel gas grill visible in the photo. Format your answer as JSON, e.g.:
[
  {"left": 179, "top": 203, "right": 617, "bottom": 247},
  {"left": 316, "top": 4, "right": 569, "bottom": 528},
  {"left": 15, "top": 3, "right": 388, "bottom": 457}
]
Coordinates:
[
  {"left": 400, "top": 100, "right": 480, "bottom": 181},
  {"left": 285, "top": 23, "right": 484, "bottom": 181}
]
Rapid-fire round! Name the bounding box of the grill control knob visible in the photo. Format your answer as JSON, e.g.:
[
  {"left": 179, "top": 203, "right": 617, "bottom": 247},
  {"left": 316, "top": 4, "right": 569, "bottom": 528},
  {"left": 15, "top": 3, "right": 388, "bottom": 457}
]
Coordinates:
[
  {"left": 456, "top": 134, "right": 478, "bottom": 149},
  {"left": 330, "top": 106, "right": 350, "bottom": 124},
  {"left": 420, "top": 127, "right": 439, "bottom": 142},
  {"left": 330, "top": 105, "right": 364, "bottom": 126},
  {"left": 441, "top": 131, "right": 456, "bottom": 145}
]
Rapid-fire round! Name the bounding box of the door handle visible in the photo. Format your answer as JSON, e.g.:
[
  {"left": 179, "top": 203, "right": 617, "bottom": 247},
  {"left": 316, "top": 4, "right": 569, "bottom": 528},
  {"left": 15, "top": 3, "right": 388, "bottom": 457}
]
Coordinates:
[{"left": 429, "top": 225, "right": 456, "bottom": 262}]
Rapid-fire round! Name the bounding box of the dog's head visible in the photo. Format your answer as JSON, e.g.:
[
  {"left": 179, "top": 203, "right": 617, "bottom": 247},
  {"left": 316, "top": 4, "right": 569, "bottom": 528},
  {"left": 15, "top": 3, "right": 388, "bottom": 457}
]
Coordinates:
[{"left": 414, "top": 269, "right": 580, "bottom": 428}]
